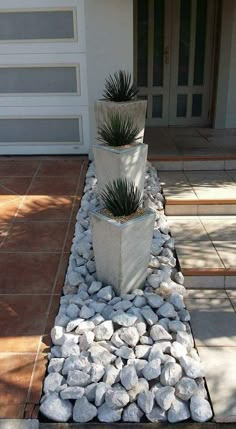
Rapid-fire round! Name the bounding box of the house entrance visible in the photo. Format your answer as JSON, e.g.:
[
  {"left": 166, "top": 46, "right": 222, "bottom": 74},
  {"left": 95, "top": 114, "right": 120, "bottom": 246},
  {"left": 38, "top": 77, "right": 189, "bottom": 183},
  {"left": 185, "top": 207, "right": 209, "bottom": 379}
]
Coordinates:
[{"left": 134, "top": 0, "right": 217, "bottom": 126}]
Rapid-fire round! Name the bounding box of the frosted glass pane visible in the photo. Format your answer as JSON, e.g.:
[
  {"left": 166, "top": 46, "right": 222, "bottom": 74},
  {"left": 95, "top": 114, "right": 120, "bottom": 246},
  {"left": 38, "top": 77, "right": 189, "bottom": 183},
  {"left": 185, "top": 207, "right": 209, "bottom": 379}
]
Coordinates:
[
  {"left": 178, "top": 0, "right": 191, "bottom": 86},
  {"left": 153, "top": 0, "right": 164, "bottom": 86},
  {"left": 177, "top": 94, "right": 187, "bottom": 117},
  {"left": 0, "top": 67, "right": 77, "bottom": 93},
  {"left": 192, "top": 94, "right": 202, "bottom": 116},
  {"left": 137, "top": 0, "right": 148, "bottom": 86},
  {"left": 0, "top": 118, "right": 80, "bottom": 143},
  {"left": 152, "top": 95, "right": 163, "bottom": 118},
  {"left": 0, "top": 11, "right": 74, "bottom": 40}
]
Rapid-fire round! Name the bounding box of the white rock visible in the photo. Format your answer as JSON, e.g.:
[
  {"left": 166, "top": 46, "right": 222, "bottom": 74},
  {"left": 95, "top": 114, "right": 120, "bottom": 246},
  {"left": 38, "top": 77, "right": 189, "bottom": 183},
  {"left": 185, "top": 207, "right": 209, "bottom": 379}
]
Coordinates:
[
  {"left": 44, "top": 373, "right": 65, "bottom": 394},
  {"left": 90, "top": 363, "right": 105, "bottom": 383},
  {"left": 120, "top": 365, "right": 138, "bottom": 390},
  {"left": 169, "top": 320, "right": 186, "bottom": 333},
  {"left": 51, "top": 326, "right": 65, "bottom": 346},
  {"left": 148, "top": 273, "right": 164, "bottom": 288},
  {"left": 119, "top": 327, "right": 139, "bottom": 347},
  {"left": 158, "top": 302, "right": 177, "bottom": 318},
  {"left": 175, "top": 272, "right": 184, "bottom": 285},
  {"left": 175, "top": 377, "right": 198, "bottom": 400},
  {"left": 137, "top": 391, "right": 154, "bottom": 414},
  {"left": 190, "top": 395, "right": 213, "bottom": 422},
  {"left": 168, "top": 293, "right": 185, "bottom": 310},
  {"left": 94, "top": 320, "right": 114, "bottom": 341},
  {"left": 91, "top": 313, "right": 104, "bottom": 326},
  {"left": 80, "top": 305, "right": 95, "bottom": 319},
  {"left": 133, "top": 296, "right": 146, "bottom": 308},
  {"left": 103, "top": 365, "right": 120, "bottom": 385},
  {"left": 60, "top": 386, "right": 84, "bottom": 400},
  {"left": 136, "top": 322, "right": 146, "bottom": 337},
  {"left": 40, "top": 393, "right": 72, "bottom": 422},
  {"left": 68, "top": 271, "right": 82, "bottom": 287},
  {"left": 145, "top": 293, "right": 164, "bottom": 308},
  {"left": 66, "top": 303, "right": 80, "bottom": 319},
  {"left": 140, "top": 335, "right": 153, "bottom": 345},
  {"left": 155, "top": 386, "right": 175, "bottom": 411},
  {"left": 73, "top": 396, "right": 97, "bottom": 423},
  {"left": 112, "top": 312, "right": 137, "bottom": 327},
  {"left": 150, "top": 324, "right": 172, "bottom": 341},
  {"left": 111, "top": 331, "right": 124, "bottom": 348},
  {"left": 95, "top": 382, "right": 110, "bottom": 406},
  {"left": 66, "top": 318, "right": 84, "bottom": 333},
  {"left": 148, "top": 342, "right": 171, "bottom": 360},
  {"left": 89, "top": 344, "right": 115, "bottom": 366},
  {"left": 168, "top": 398, "right": 191, "bottom": 423},
  {"left": 98, "top": 403, "right": 122, "bottom": 422},
  {"left": 105, "top": 387, "right": 129, "bottom": 409},
  {"left": 160, "top": 362, "right": 182, "bottom": 386},
  {"left": 142, "top": 359, "right": 161, "bottom": 381},
  {"left": 88, "top": 281, "right": 102, "bottom": 294},
  {"left": 97, "top": 285, "right": 114, "bottom": 301},
  {"left": 80, "top": 331, "right": 95, "bottom": 351},
  {"left": 114, "top": 300, "right": 132, "bottom": 311},
  {"left": 135, "top": 345, "right": 151, "bottom": 359},
  {"left": 146, "top": 406, "right": 167, "bottom": 422},
  {"left": 179, "top": 355, "right": 204, "bottom": 378},
  {"left": 62, "top": 355, "right": 90, "bottom": 375},
  {"left": 170, "top": 341, "right": 187, "bottom": 359},
  {"left": 67, "top": 370, "right": 90, "bottom": 387},
  {"left": 141, "top": 307, "right": 158, "bottom": 325},
  {"left": 178, "top": 309, "right": 191, "bottom": 322},
  {"left": 128, "top": 378, "right": 149, "bottom": 402},
  {"left": 176, "top": 331, "right": 194, "bottom": 350},
  {"left": 85, "top": 382, "right": 98, "bottom": 402},
  {"left": 61, "top": 340, "right": 80, "bottom": 358},
  {"left": 122, "top": 403, "right": 144, "bottom": 422},
  {"left": 55, "top": 314, "right": 70, "bottom": 328},
  {"left": 48, "top": 358, "right": 64, "bottom": 373},
  {"left": 115, "top": 346, "right": 135, "bottom": 360}
]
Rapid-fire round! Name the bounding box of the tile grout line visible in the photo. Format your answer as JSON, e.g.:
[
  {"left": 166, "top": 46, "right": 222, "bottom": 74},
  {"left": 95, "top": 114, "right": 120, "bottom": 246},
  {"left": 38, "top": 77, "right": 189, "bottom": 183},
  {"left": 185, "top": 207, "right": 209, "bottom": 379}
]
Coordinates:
[{"left": 25, "top": 159, "right": 88, "bottom": 406}]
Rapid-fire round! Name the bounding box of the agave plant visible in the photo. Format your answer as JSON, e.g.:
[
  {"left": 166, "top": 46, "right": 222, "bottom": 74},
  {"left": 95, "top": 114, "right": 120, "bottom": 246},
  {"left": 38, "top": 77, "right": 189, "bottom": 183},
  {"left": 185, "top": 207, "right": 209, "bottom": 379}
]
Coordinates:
[
  {"left": 103, "top": 70, "right": 138, "bottom": 102},
  {"left": 97, "top": 112, "right": 139, "bottom": 147},
  {"left": 101, "top": 178, "right": 141, "bottom": 217}
]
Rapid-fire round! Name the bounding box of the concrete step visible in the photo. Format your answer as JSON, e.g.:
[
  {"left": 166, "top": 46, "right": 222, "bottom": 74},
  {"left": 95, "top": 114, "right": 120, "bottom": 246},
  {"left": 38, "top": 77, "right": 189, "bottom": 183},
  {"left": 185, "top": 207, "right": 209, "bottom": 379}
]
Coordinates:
[
  {"left": 159, "top": 171, "right": 236, "bottom": 215},
  {"left": 149, "top": 156, "right": 236, "bottom": 171},
  {"left": 167, "top": 216, "right": 236, "bottom": 289},
  {"left": 186, "top": 289, "right": 236, "bottom": 423}
]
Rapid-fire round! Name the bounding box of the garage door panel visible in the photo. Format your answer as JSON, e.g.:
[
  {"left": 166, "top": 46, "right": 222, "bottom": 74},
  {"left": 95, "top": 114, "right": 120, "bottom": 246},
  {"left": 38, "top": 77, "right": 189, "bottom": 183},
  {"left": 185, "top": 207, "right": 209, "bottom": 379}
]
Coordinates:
[{"left": 0, "top": 0, "right": 89, "bottom": 155}]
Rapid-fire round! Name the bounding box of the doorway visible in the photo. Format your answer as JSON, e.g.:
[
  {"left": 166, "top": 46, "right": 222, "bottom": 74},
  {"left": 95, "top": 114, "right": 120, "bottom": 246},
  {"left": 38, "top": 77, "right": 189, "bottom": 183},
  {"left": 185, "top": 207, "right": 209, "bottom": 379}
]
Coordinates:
[{"left": 134, "top": 0, "right": 217, "bottom": 126}]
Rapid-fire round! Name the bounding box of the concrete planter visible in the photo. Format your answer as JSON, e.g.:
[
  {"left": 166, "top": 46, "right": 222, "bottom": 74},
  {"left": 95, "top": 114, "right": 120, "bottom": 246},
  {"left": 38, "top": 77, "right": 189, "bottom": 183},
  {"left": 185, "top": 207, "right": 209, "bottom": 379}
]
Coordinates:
[
  {"left": 95, "top": 99, "right": 147, "bottom": 144},
  {"left": 90, "top": 208, "right": 155, "bottom": 295},
  {"left": 93, "top": 143, "right": 148, "bottom": 197}
]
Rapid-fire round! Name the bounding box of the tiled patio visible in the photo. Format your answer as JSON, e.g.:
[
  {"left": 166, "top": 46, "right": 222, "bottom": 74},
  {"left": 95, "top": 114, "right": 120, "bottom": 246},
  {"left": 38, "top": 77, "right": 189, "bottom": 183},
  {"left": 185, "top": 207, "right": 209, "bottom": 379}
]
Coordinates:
[{"left": 0, "top": 156, "right": 88, "bottom": 418}]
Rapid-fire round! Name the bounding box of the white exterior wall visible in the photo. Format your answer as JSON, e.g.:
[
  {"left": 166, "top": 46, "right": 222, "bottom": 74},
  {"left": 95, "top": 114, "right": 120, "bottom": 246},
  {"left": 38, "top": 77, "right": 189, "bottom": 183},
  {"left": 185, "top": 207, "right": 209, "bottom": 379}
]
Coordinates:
[{"left": 84, "top": 0, "right": 133, "bottom": 157}]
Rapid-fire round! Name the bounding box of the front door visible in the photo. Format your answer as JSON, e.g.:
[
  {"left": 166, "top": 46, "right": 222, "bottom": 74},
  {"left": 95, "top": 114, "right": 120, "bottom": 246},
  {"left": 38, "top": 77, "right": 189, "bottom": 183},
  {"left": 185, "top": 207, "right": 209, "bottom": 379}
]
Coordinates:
[{"left": 134, "top": 0, "right": 216, "bottom": 126}]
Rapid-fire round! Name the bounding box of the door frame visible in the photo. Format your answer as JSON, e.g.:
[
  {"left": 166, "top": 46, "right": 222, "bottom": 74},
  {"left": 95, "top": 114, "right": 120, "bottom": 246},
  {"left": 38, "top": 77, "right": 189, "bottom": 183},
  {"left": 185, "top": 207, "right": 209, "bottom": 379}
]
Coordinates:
[{"left": 133, "top": 0, "right": 219, "bottom": 127}]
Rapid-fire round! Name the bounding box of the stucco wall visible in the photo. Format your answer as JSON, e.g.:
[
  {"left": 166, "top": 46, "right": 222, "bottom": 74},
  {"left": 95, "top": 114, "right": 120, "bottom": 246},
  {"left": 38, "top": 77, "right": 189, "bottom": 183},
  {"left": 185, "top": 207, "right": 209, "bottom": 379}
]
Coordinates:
[{"left": 84, "top": 0, "right": 133, "bottom": 157}]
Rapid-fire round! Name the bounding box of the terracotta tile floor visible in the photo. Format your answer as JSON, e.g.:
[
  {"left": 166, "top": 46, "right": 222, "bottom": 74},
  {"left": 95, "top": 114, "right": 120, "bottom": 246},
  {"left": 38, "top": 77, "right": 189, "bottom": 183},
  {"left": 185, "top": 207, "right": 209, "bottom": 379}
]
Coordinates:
[{"left": 0, "top": 156, "right": 88, "bottom": 419}]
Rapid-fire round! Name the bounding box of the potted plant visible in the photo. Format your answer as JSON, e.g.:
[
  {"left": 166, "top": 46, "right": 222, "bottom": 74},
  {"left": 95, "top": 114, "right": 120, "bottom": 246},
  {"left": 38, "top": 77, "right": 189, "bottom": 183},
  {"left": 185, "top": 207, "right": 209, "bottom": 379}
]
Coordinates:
[
  {"left": 90, "top": 178, "right": 155, "bottom": 296},
  {"left": 95, "top": 70, "right": 147, "bottom": 143},
  {"left": 93, "top": 111, "right": 148, "bottom": 197}
]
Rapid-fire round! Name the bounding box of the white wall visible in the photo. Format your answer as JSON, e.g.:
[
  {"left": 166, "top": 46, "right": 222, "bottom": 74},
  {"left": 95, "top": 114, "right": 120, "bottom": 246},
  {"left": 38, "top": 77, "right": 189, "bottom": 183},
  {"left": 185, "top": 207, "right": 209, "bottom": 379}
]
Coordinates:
[{"left": 84, "top": 0, "right": 133, "bottom": 157}]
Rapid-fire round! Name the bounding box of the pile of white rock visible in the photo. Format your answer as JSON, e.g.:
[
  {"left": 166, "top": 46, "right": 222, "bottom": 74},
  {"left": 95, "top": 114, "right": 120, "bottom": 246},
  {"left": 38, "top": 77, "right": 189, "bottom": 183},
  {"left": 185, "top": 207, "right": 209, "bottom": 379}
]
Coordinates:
[{"left": 40, "top": 162, "right": 213, "bottom": 424}]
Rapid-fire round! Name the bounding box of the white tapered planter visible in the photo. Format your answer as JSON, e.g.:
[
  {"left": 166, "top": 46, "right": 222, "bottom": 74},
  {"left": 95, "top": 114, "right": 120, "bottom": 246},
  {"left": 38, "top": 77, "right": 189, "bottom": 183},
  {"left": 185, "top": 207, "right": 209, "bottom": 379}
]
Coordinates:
[
  {"left": 95, "top": 99, "right": 147, "bottom": 144},
  {"left": 93, "top": 143, "right": 148, "bottom": 197},
  {"left": 90, "top": 208, "right": 155, "bottom": 295}
]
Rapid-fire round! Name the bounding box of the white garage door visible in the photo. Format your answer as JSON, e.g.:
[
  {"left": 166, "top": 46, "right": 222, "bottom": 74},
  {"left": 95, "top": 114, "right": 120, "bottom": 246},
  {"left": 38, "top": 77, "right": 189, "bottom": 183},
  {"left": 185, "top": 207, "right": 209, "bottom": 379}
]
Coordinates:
[{"left": 0, "top": 0, "right": 89, "bottom": 155}]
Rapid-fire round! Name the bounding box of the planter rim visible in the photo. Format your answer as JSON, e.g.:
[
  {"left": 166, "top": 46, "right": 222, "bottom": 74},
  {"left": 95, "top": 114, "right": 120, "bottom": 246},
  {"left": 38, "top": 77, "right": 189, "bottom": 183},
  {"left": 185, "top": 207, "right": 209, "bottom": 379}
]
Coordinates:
[
  {"left": 95, "top": 99, "right": 147, "bottom": 105},
  {"left": 90, "top": 207, "right": 155, "bottom": 228},
  {"left": 93, "top": 142, "right": 147, "bottom": 154}
]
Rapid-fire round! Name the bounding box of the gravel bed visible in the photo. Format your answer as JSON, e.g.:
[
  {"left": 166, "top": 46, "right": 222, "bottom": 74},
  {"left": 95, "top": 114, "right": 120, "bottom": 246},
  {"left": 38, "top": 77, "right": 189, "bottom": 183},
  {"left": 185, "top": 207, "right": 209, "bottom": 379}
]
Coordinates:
[{"left": 39, "top": 162, "right": 213, "bottom": 424}]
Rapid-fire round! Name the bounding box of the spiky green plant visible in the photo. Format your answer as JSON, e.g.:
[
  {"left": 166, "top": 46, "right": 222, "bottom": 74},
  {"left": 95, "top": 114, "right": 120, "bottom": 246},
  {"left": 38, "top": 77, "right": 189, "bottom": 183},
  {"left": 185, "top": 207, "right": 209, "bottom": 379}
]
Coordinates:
[
  {"left": 103, "top": 70, "right": 138, "bottom": 102},
  {"left": 101, "top": 178, "right": 141, "bottom": 217},
  {"left": 97, "top": 112, "right": 139, "bottom": 147}
]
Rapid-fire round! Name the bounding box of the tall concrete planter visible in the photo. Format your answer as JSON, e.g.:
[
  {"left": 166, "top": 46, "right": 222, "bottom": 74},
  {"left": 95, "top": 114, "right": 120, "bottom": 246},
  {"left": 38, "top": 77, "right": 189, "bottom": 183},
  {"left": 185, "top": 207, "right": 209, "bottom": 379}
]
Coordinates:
[
  {"left": 95, "top": 100, "right": 147, "bottom": 144},
  {"left": 93, "top": 143, "right": 148, "bottom": 197},
  {"left": 90, "top": 208, "right": 155, "bottom": 295}
]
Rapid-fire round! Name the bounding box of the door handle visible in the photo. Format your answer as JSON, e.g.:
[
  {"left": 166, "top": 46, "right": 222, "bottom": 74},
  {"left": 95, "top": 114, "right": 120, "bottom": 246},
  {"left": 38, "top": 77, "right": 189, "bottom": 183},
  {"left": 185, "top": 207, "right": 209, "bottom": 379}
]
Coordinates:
[{"left": 164, "top": 46, "right": 170, "bottom": 65}]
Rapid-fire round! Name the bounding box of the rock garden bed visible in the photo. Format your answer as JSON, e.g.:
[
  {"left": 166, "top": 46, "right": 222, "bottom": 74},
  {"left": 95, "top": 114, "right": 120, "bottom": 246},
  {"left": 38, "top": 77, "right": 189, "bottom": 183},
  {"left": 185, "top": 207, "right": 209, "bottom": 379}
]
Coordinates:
[{"left": 39, "top": 162, "right": 213, "bottom": 425}]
